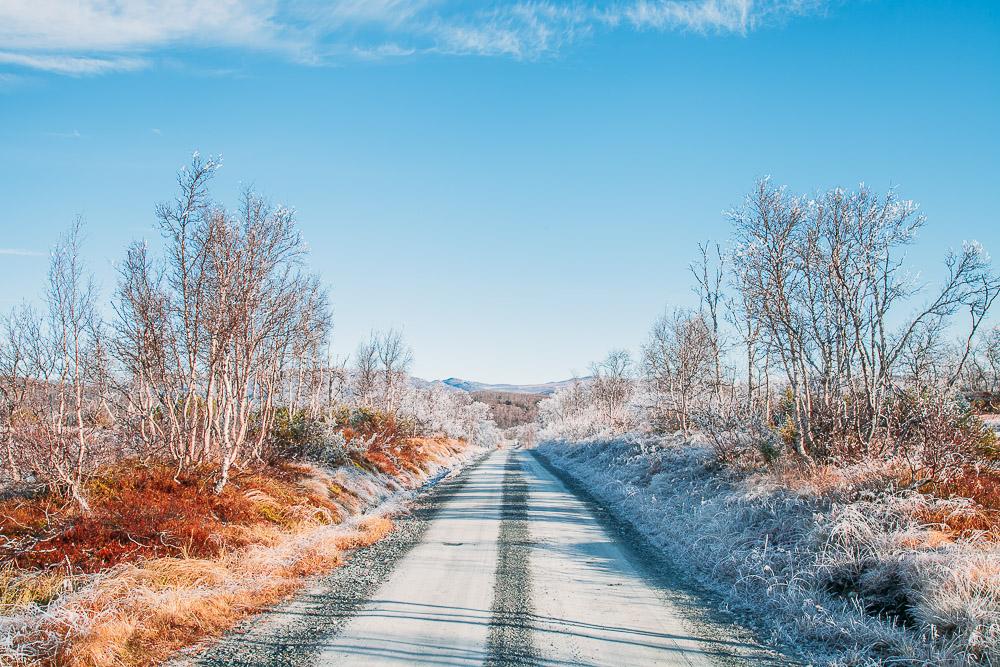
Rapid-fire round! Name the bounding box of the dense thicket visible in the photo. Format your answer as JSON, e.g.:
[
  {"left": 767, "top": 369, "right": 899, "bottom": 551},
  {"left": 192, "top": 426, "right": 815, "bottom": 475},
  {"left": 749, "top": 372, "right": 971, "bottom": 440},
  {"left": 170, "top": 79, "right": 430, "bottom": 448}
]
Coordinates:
[{"left": 470, "top": 390, "right": 543, "bottom": 428}]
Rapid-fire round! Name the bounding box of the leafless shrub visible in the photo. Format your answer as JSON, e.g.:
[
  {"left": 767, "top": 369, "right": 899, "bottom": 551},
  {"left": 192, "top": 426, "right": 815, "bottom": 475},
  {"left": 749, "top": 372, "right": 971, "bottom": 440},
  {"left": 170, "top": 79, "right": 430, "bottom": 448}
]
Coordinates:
[
  {"left": 887, "top": 388, "right": 995, "bottom": 487},
  {"left": 694, "top": 402, "right": 784, "bottom": 467},
  {"left": 641, "top": 310, "right": 716, "bottom": 432},
  {"left": 590, "top": 349, "right": 634, "bottom": 429}
]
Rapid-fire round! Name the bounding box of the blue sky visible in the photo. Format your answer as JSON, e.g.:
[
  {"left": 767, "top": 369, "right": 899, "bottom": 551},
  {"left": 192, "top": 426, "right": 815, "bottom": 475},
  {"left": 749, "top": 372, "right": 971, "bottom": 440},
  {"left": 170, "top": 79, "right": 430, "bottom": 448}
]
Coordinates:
[{"left": 1, "top": 1, "right": 998, "bottom": 383}]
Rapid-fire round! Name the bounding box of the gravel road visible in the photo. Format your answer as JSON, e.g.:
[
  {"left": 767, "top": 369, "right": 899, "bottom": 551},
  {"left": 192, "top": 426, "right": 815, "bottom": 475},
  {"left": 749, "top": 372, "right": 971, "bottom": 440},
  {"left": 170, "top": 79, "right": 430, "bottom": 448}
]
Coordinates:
[{"left": 172, "top": 449, "right": 789, "bottom": 666}]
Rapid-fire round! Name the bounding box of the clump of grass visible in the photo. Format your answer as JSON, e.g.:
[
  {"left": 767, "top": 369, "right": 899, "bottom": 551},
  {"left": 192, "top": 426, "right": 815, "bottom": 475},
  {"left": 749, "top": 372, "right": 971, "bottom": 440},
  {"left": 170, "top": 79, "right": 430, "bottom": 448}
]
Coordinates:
[
  {"left": 0, "top": 565, "right": 73, "bottom": 610},
  {"left": 45, "top": 508, "right": 398, "bottom": 665}
]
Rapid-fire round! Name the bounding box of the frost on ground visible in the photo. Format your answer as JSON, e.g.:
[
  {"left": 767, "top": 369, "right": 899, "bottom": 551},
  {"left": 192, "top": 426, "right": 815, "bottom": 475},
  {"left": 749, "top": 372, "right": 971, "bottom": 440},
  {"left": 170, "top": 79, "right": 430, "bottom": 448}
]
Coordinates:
[{"left": 537, "top": 435, "right": 1000, "bottom": 666}]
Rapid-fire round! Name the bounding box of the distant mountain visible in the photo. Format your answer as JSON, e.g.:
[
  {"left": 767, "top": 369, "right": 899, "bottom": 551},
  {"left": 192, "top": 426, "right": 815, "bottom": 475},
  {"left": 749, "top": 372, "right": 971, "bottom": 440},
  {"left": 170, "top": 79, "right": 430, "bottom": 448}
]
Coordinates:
[
  {"left": 409, "top": 376, "right": 461, "bottom": 392},
  {"left": 437, "top": 377, "right": 586, "bottom": 395}
]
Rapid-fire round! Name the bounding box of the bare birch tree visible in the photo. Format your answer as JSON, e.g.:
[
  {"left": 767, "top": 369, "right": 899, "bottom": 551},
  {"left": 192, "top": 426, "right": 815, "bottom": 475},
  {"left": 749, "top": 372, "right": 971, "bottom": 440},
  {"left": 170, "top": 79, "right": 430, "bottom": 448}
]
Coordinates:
[
  {"left": 113, "top": 155, "right": 332, "bottom": 490},
  {"left": 352, "top": 335, "right": 380, "bottom": 409},
  {"left": 376, "top": 328, "right": 412, "bottom": 414},
  {"left": 729, "top": 179, "right": 999, "bottom": 460},
  {"left": 590, "top": 349, "right": 634, "bottom": 428},
  {"left": 642, "top": 310, "right": 715, "bottom": 432},
  {"left": 691, "top": 242, "right": 726, "bottom": 404}
]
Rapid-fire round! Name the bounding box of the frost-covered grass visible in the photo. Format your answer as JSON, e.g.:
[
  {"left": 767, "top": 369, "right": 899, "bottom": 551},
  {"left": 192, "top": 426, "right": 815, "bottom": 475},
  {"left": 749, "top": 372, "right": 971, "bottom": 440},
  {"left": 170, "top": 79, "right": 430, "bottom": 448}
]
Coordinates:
[
  {"left": 537, "top": 435, "right": 1000, "bottom": 666},
  {"left": 0, "top": 437, "right": 482, "bottom": 667}
]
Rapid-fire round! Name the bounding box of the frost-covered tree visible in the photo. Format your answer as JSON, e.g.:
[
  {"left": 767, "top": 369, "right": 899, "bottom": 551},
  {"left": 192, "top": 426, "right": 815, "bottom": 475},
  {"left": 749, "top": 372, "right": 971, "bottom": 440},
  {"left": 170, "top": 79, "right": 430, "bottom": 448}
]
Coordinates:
[
  {"left": 590, "top": 349, "right": 634, "bottom": 428},
  {"left": 729, "top": 179, "right": 999, "bottom": 459},
  {"left": 395, "top": 382, "right": 503, "bottom": 447},
  {"left": 0, "top": 221, "right": 109, "bottom": 507},
  {"left": 113, "top": 155, "right": 332, "bottom": 490},
  {"left": 641, "top": 310, "right": 715, "bottom": 432},
  {"left": 537, "top": 374, "right": 636, "bottom": 441}
]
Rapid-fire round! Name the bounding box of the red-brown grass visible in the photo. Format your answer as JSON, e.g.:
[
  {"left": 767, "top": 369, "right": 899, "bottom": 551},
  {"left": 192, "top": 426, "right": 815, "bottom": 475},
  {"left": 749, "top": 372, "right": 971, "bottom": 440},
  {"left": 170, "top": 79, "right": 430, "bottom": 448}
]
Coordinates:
[
  {"left": 0, "top": 461, "right": 342, "bottom": 573},
  {"left": 49, "top": 517, "right": 395, "bottom": 667},
  {"left": 941, "top": 467, "right": 1000, "bottom": 511}
]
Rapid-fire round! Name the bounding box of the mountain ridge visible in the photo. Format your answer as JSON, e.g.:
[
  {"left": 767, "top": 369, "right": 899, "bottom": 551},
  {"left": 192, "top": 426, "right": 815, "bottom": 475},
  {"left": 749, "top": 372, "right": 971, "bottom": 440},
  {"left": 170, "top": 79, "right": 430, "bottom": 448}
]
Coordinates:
[{"left": 412, "top": 376, "right": 586, "bottom": 396}]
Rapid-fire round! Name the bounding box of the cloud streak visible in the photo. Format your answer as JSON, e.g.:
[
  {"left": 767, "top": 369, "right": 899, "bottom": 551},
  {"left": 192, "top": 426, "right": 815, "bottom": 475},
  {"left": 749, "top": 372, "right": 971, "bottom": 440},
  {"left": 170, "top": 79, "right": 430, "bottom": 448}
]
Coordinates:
[
  {"left": 0, "top": 248, "right": 45, "bottom": 257},
  {"left": 0, "top": 52, "right": 147, "bottom": 75},
  {"left": 0, "top": 1, "right": 827, "bottom": 75},
  {"left": 43, "top": 129, "right": 83, "bottom": 139}
]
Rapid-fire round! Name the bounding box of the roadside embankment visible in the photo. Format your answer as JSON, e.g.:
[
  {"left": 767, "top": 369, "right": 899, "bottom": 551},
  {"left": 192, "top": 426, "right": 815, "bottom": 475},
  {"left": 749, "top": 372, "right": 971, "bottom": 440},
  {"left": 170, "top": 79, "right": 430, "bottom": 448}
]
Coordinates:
[{"left": 1, "top": 437, "right": 482, "bottom": 667}]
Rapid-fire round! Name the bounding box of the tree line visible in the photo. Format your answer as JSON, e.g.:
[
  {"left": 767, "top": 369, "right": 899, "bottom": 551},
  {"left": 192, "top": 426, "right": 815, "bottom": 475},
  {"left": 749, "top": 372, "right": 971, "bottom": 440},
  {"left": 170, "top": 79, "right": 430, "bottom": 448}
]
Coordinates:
[
  {"left": 540, "top": 180, "right": 1000, "bottom": 483},
  {"left": 0, "top": 155, "right": 500, "bottom": 506}
]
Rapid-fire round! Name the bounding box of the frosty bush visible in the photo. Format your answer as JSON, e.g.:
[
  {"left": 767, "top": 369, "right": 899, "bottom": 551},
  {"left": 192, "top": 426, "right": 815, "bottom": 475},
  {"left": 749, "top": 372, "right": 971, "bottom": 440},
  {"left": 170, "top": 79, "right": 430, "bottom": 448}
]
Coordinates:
[{"left": 534, "top": 351, "right": 647, "bottom": 441}]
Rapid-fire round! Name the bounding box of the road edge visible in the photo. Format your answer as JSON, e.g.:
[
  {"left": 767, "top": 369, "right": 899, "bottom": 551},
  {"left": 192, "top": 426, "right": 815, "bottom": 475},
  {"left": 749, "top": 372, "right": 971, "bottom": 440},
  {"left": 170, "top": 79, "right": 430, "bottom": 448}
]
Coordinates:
[{"left": 528, "top": 447, "right": 796, "bottom": 666}]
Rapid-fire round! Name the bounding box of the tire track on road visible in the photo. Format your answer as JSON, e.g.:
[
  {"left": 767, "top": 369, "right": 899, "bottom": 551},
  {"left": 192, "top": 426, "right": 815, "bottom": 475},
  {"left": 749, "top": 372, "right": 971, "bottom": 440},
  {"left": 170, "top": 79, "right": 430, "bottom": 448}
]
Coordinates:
[{"left": 485, "top": 453, "right": 538, "bottom": 666}]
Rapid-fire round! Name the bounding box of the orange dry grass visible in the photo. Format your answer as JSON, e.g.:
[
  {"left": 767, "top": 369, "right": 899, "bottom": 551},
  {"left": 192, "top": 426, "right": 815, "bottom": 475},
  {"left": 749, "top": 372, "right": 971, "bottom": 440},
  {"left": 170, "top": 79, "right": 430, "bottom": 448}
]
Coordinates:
[
  {"left": 50, "top": 517, "right": 392, "bottom": 667},
  {"left": 770, "top": 463, "right": 853, "bottom": 496},
  {"left": 912, "top": 506, "right": 1000, "bottom": 541},
  {"left": 762, "top": 459, "right": 903, "bottom": 500},
  {"left": 914, "top": 469, "right": 1000, "bottom": 540},
  {"left": 55, "top": 518, "right": 394, "bottom": 667},
  {"left": 399, "top": 437, "right": 467, "bottom": 474},
  {"left": 335, "top": 516, "right": 393, "bottom": 551},
  {"left": 357, "top": 436, "right": 466, "bottom": 478},
  {"left": 897, "top": 529, "right": 955, "bottom": 549}
]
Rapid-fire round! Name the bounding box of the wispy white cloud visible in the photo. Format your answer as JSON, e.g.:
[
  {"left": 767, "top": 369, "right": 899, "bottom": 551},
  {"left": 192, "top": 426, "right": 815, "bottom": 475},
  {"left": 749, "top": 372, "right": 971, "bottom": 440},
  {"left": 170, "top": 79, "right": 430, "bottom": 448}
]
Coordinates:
[
  {"left": 44, "top": 129, "right": 82, "bottom": 139},
  {"left": 0, "top": 51, "right": 147, "bottom": 75},
  {"left": 0, "top": 248, "right": 45, "bottom": 257},
  {"left": 624, "top": 0, "right": 823, "bottom": 33},
  {"left": 0, "top": 1, "right": 289, "bottom": 52},
  {"left": 351, "top": 43, "right": 419, "bottom": 60},
  {"left": 0, "top": 72, "right": 24, "bottom": 89},
  {"left": 627, "top": 0, "right": 753, "bottom": 32},
  {"left": 0, "top": 1, "right": 829, "bottom": 75}
]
